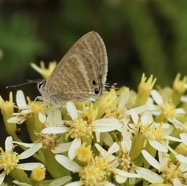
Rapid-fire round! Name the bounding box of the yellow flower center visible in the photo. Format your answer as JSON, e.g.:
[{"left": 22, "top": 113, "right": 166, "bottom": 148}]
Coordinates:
[
  {"left": 30, "top": 165, "right": 46, "bottom": 182},
  {"left": 36, "top": 133, "right": 61, "bottom": 149},
  {"left": 28, "top": 100, "right": 46, "bottom": 114},
  {"left": 76, "top": 143, "right": 93, "bottom": 163},
  {"left": 152, "top": 125, "right": 164, "bottom": 141},
  {"left": 162, "top": 163, "right": 183, "bottom": 183},
  {"left": 0, "top": 149, "right": 19, "bottom": 174},
  {"left": 94, "top": 156, "right": 113, "bottom": 176},
  {"left": 103, "top": 103, "right": 124, "bottom": 119},
  {"left": 160, "top": 102, "right": 176, "bottom": 119},
  {"left": 79, "top": 165, "right": 105, "bottom": 186},
  {"left": 117, "top": 150, "right": 131, "bottom": 171},
  {"left": 81, "top": 105, "right": 98, "bottom": 123},
  {"left": 68, "top": 119, "right": 92, "bottom": 139}
]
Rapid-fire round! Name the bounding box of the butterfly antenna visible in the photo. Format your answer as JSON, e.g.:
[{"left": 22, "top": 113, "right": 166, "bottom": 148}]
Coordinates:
[
  {"left": 112, "top": 83, "right": 119, "bottom": 89},
  {"left": 104, "top": 82, "right": 119, "bottom": 89},
  {"left": 6, "top": 79, "right": 42, "bottom": 89}
]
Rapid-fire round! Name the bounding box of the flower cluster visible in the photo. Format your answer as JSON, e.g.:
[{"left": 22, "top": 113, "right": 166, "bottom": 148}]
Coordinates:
[{"left": 0, "top": 62, "right": 187, "bottom": 186}]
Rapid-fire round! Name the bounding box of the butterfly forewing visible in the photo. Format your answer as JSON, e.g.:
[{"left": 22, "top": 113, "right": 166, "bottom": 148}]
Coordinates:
[
  {"left": 41, "top": 31, "right": 108, "bottom": 103},
  {"left": 45, "top": 52, "right": 102, "bottom": 102},
  {"left": 67, "top": 31, "right": 108, "bottom": 85}
]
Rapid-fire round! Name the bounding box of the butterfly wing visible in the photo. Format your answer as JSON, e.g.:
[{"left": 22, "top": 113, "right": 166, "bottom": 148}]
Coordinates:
[
  {"left": 67, "top": 31, "right": 108, "bottom": 85},
  {"left": 44, "top": 31, "right": 108, "bottom": 103}
]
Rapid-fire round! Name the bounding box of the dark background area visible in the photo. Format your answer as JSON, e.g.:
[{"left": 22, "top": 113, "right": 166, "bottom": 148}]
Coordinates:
[{"left": 1, "top": 0, "right": 187, "bottom": 144}]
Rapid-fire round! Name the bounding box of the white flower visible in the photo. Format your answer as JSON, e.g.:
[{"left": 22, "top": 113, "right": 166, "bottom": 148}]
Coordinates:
[
  {"left": 95, "top": 142, "right": 141, "bottom": 184},
  {"left": 149, "top": 89, "right": 186, "bottom": 129},
  {"left": 7, "top": 90, "right": 31, "bottom": 124},
  {"left": 126, "top": 107, "right": 171, "bottom": 152},
  {"left": 113, "top": 138, "right": 163, "bottom": 184},
  {"left": 55, "top": 152, "right": 116, "bottom": 186},
  {"left": 0, "top": 136, "right": 43, "bottom": 184},
  {"left": 42, "top": 102, "right": 121, "bottom": 160},
  {"left": 142, "top": 149, "right": 186, "bottom": 185}
]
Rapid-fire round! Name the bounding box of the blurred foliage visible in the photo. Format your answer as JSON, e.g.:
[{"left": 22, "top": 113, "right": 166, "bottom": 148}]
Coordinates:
[
  {"left": 0, "top": 0, "right": 187, "bottom": 90},
  {"left": 0, "top": 14, "right": 46, "bottom": 83}
]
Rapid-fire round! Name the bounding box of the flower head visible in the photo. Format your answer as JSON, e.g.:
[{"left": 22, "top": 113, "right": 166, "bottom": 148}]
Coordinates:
[{"left": 0, "top": 136, "right": 43, "bottom": 184}]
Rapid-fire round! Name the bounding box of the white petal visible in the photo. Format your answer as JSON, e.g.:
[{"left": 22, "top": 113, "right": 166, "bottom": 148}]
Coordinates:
[
  {"left": 13, "top": 141, "right": 35, "bottom": 148},
  {"left": 133, "top": 105, "right": 148, "bottom": 114},
  {"left": 172, "top": 178, "right": 183, "bottom": 186},
  {"left": 65, "top": 181, "right": 83, "bottom": 186},
  {"left": 158, "top": 151, "right": 168, "bottom": 168},
  {"left": 0, "top": 171, "right": 6, "bottom": 185},
  {"left": 168, "top": 118, "right": 185, "bottom": 129},
  {"left": 48, "top": 176, "right": 72, "bottom": 186},
  {"left": 142, "top": 150, "right": 161, "bottom": 170},
  {"left": 20, "top": 109, "right": 31, "bottom": 115},
  {"left": 51, "top": 142, "right": 72, "bottom": 153},
  {"left": 115, "top": 174, "right": 127, "bottom": 184},
  {"left": 135, "top": 167, "right": 164, "bottom": 183},
  {"left": 176, "top": 154, "right": 187, "bottom": 165},
  {"left": 118, "top": 88, "right": 129, "bottom": 109},
  {"left": 95, "top": 131, "right": 101, "bottom": 142},
  {"left": 129, "top": 109, "right": 138, "bottom": 124},
  {"left": 5, "top": 136, "right": 13, "bottom": 152},
  {"left": 151, "top": 90, "right": 163, "bottom": 105},
  {"left": 162, "top": 123, "right": 173, "bottom": 136},
  {"left": 175, "top": 108, "right": 185, "bottom": 115},
  {"left": 46, "top": 109, "right": 64, "bottom": 127},
  {"left": 115, "top": 168, "right": 141, "bottom": 178},
  {"left": 38, "top": 112, "right": 46, "bottom": 123},
  {"left": 16, "top": 90, "right": 27, "bottom": 109},
  {"left": 103, "top": 133, "right": 114, "bottom": 146},
  {"left": 149, "top": 139, "right": 168, "bottom": 152},
  {"left": 95, "top": 143, "right": 108, "bottom": 156},
  {"left": 92, "top": 117, "right": 121, "bottom": 132},
  {"left": 67, "top": 101, "right": 78, "bottom": 120},
  {"left": 180, "top": 133, "right": 187, "bottom": 145},
  {"left": 7, "top": 117, "right": 20, "bottom": 124},
  {"left": 107, "top": 142, "right": 119, "bottom": 155},
  {"left": 147, "top": 104, "right": 160, "bottom": 115},
  {"left": 55, "top": 154, "right": 80, "bottom": 172},
  {"left": 19, "top": 143, "right": 42, "bottom": 159},
  {"left": 42, "top": 127, "right": 69, "bottom": 134},
  {"left": 166, "top": 136, "right": 182, "bottom": 143},
  {"left": 13, "top": 180, "right": 31, "bottom": 186},
  {"left": 17, "top": 163, "right": 44, "bottom": 170},
  {"left": 181, "top": 95, "right": 187, "bottom": 102},
  {"left": 105, "top": 181, "right": 116, "bottom": 186},
  {"left": 141, "top": 112, "right": 153, "bottom": 124},
  {"left": 95, "top": 144, "right": 119, "bottom": 164},
  {"left": 121, "top": 129, "right": 132, "bottom": 152},
  {"left": 68, "top": 138, "right": 81, "bottom": 160}
]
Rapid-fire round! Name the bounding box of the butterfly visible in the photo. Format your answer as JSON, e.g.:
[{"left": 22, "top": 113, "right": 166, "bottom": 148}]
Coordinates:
[{"left": 38, "top": 31, "right": 108, "bottom": 105}]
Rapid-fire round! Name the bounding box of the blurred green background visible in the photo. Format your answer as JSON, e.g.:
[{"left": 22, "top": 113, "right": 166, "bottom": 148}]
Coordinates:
[
  {"left": 1, "top": 1, "right": 187, "bottom": 182},
  {"left": 1, "top": 0, "right": 187, "bottom": 99}
]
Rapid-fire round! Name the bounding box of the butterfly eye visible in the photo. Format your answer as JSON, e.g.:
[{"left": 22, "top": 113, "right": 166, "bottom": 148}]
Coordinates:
[
  {"left": 94, "top": 88, "right": 100, "bottom": 95},
  {"left": 37, "top": 81, "right": 45, "bottom": 90},
  {"left": 92, "top": 80, "right": 98, "bottom": 85}
]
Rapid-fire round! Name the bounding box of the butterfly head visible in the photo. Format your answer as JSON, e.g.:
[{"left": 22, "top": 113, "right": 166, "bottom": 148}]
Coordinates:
[{"left": 37, "top": 80, "right": 47, "bottom": 97}]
